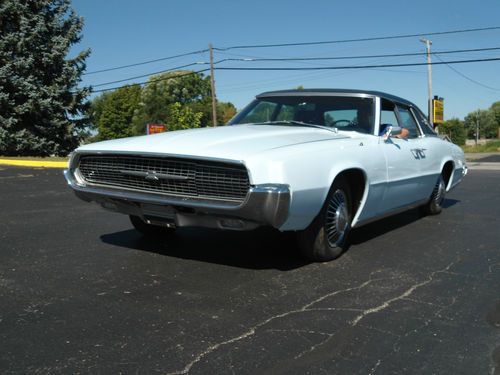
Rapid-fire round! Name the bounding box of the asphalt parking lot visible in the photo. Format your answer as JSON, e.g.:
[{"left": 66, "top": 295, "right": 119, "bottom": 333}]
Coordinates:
[{"left": 1, "top": 166, "right": 499, "bottom": 374}]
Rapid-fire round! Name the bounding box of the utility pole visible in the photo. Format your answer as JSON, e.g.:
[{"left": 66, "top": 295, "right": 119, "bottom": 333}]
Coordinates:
[
  {"left": 420, "top": 38, "right": 433, "bottom": 128},
  {"left": 209, "top": 44, "right": 217, "bottom": 127},
  {"left": 476, "top": 109, "right": 480, "bottom": 146}
]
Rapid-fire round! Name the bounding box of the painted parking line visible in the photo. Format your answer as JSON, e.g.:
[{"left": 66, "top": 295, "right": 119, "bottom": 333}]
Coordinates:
[{"left": 0, "top": 159, "right": 67, "bottom": 168}]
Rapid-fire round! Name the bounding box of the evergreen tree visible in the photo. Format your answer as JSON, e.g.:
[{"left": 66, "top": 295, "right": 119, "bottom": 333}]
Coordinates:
[{"left": 0, "top": 0, "right": 90, "bottom": 156}]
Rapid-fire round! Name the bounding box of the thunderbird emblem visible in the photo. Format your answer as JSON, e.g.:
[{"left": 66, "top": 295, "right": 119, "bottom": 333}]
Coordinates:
[{"left": 120, "top": 170, "right": 190, "bottom": 182}]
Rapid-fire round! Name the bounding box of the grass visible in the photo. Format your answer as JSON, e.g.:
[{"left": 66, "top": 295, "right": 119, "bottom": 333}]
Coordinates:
[
  {"left": 461, "top": 140, "right": 500, "bottom": 153},
  {"left": 0, "top": 156, "right": 68, "bottom": 161}
]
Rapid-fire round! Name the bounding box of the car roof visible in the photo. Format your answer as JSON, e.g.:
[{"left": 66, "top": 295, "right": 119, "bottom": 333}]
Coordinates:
[{"left": 256, "top": 89, "right": 416, "bottom": 107}]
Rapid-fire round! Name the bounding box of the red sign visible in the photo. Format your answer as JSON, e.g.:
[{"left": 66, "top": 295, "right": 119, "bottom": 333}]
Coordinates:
[{"left": 146, "top": 123, "right": 167, "bottom": 135}]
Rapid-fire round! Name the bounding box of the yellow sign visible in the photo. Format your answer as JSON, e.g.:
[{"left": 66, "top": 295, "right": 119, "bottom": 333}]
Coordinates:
[{"left": 433, "top": 99, "right": 444, "bottom": 124}]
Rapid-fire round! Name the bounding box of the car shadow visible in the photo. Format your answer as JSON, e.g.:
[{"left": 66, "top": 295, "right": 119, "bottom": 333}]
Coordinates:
[
  {"left": 348, "top": 198, "right": 460, "bottom": 245},
  {"left": 100, "top": 226, "right": 309, "bottom": 271},
  {"left": 101, "top": 198, "right": 460, "bottom": 270}
]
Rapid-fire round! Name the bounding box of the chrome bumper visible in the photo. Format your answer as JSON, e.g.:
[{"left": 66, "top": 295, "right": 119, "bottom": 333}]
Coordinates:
[{"left": 64, "top": 169, "right": 290, "bottom": 230}]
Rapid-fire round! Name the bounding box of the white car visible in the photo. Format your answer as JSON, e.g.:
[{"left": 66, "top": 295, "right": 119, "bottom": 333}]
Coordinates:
[{"left": 65, "top": 89, "right": 467, "bottom": 261}]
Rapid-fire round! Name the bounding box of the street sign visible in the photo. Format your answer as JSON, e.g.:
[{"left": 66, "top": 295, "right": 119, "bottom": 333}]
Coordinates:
[
  {"left": 433, "top": 98, "right": 444, "bottom": 124},
  {"left": 146, "top": 123, "right": 167, "bottom": 135}
]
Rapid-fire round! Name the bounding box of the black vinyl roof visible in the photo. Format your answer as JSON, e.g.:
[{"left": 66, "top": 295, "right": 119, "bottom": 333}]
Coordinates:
[{"left": 256, "top": 89, "right": 416, "bottom": 107}]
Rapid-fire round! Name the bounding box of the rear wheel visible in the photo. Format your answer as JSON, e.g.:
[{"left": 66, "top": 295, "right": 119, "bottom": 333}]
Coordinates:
[
  {"left": 129, "top": 215, "right": 176, "bottom": 237},
  {"left": 297, "top": 177, "right": 352, "bottom": 262},
  {"left": 422, "top": 174, "right": 446, "bottom": 215}
]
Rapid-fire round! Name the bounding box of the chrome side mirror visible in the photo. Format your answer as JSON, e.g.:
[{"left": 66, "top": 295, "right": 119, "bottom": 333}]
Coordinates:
[{"left": 380, "top": 124, "right": 403, "bottom": 140}]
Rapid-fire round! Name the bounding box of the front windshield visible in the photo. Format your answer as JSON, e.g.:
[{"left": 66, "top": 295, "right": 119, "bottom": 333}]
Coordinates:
[{"left": 230, "top": 95, "right": 375, "bottom": 134}]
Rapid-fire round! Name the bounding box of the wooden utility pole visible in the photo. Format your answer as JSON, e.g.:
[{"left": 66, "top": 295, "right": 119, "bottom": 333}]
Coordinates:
[
  {"left": 209, "top": 44, "right": 217, "bottom": 127},
  {"left": 420, "top": 38, "right": 433, "bottom": 128}
]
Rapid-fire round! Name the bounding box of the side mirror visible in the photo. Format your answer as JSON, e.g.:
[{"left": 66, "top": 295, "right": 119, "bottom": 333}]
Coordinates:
[{"left": 380, "top": 124, "right": 403, "bottom": 140}]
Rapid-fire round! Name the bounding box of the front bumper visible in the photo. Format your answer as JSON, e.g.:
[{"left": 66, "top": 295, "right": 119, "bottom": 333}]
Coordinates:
[{"left": 64, "top": 169, "right": 290, "bottom": 230}]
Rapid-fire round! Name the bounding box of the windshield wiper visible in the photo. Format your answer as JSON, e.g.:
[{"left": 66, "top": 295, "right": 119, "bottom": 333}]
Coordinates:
[{"left": 252, "top": 121, "right": 338, "bottom": 133}]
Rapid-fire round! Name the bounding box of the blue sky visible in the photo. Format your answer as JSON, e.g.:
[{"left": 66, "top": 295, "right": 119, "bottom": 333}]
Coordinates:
[{"left": 72, "top": 0, "right": 500, "bottom": 120}]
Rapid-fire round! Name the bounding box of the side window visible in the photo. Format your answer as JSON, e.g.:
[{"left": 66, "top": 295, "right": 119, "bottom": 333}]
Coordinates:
[
  {"left": 380, "top": 99, "right": 398, "bottom": 135},
  {"left": 397, "top": 106, "right": 420, "bottom": 139}
]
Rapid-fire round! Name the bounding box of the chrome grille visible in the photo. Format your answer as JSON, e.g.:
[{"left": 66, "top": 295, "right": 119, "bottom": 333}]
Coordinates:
[{"left": 77, "top": 155, "right": 250, "bottom": 202}]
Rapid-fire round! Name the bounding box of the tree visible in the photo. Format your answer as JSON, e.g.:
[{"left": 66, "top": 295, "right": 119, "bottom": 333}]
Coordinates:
[
  {"left": 90, "top": 85, "right": 141, "bottom": 140},
  {"left": 491, "top": 101, "right": 500, "bottom": 125},
  {"left": 166, "top": 102, "right": 203, "bottom": 131},
  {"left": 217, "top": 102, "right": 237, "bottom": 124},
  {"left": 440, "top": 118, "right": 466, "bottom": 145},
  {"left": 464, "top": 109, "right": 497, "bottom": 139},
  {"left": 490, "top": 101, "right": 500, "bottom": 138},
  {"left": 0, "top": 0, "right": 90, "bottom": 156},
  {"left": 132, "top": 70, "right": 210, "bottom": 132}
]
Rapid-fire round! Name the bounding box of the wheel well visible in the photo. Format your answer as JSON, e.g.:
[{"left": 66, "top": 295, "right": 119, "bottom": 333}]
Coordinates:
[
  {"left": 336, "top": 169, "right": 366, "bottom": 218},
  {"left": 442, "top": 161, "right": 454, "bottom": 188}
]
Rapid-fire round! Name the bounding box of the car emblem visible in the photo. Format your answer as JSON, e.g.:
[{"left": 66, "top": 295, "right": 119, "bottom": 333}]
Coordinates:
[{"left": 120, "top": 170, "right": 190, "bottom": 182}]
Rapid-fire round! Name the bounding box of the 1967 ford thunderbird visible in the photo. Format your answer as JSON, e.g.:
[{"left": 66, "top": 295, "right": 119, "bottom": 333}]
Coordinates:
[{"left": 64, "top": 89, "right": 467, "bottom": 261}]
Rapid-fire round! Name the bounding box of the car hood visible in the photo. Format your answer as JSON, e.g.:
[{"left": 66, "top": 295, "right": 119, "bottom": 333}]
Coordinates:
[{"left": 77, "top": 124, "right": 350, "bottom": 161}]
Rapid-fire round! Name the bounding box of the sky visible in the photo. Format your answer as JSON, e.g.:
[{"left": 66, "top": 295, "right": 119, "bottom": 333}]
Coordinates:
[{"left": 71, "top": 0, "right": 500, "bottom": 120}]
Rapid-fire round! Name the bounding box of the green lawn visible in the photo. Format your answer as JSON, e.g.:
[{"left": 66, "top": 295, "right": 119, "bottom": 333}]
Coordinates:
[{"left": 461, "top": 140, "right": 500, "bottom": 153}]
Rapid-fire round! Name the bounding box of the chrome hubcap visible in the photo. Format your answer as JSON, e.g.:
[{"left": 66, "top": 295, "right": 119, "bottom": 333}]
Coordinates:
[
  {"left": 325, "top": 190, "right": 349, "bottom": 247},
  {"left": 433, "top": 177, "right": 446, "bottom": 206}
]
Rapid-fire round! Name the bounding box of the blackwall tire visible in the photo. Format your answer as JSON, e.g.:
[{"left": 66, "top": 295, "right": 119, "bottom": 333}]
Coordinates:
[
  {"left": 422, "top": 174, "right": 446, "bottom": 216},
  {"left": 297, "top": 177, "right": 352, "bottom": 262}
]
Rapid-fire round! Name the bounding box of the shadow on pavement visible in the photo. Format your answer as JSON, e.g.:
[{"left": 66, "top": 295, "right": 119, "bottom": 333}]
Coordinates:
[
  {"left": 349, "top": 198, "right": 460, "bottom": 245},
  {"left": 101, "top": 226, "right": 309, "bottom": 271},
  {"left": 101, "top": 198, "right": 460, "bottom": 269}
]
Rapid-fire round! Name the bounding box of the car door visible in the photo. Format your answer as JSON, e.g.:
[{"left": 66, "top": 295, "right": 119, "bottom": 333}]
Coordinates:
[{"left": 380, "top": 101, "right": 428, "bottom": 213}]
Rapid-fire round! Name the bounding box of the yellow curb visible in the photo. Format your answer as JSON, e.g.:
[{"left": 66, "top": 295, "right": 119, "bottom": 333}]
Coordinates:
[{"left": 0, "top": 159, "right": 67, "bottom": 168}]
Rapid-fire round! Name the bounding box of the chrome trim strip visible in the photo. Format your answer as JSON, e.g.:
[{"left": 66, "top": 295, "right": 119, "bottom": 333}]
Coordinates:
[
  {"left": 71, "top": 150, "right": 247, "bottom": 168},
  {"left": 353, "top": 198, "right": 428, "bottom": 228}
]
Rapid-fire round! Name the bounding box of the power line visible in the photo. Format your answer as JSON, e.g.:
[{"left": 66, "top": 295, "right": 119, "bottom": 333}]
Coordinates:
[
  {"left": 215, "top": 57, "right": 500, "bottom": 71},
  {"left": 214, "top": 26, "right": 500, "bottom": 50},
  {"left": 92, "top": 62, "right": 209, "bottom": 88},
  {"left": 84, "top": 48, "right": 209, "bottom": 75},
  {"left": 90, "top": 69, "right": 211, "bottom": 93},
  {"left": 433, "top": 53, "right": 500, "bottom": 91},
  {"left": 92, "top": 47, "right": 499, "bottom": 89},
  {"left": 215, "top": 46, "right": 500, "bottom": 63}
]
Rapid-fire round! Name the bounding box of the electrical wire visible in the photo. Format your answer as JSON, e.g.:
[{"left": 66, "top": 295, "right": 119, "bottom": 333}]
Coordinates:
[
  {"left": 83, "top": 48, "right": 209, "bottom": 75},
  {"left": 90, "top": 69, "right": 211, "bottom": 93},
  {"left": 214, "top": 26, "right": 500, "bottom": 50},
  {"left": 433, "top": 53, "right": 500, "bottom": 91},
  {"left": 215, "top": 57, "right": 500, "bottom": 71},
  {"left": 92, "top": 62, "right": 209, "bottom": 88},
  {"left": 215, "top": 46, "right": 500, "bottom": 63},
  {"left": 91, "top": 47, "right": 500, "bottom": 89}
]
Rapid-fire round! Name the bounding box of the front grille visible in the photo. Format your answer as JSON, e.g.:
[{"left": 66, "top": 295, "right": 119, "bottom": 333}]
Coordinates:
[{"left": 77, "top": 155, "right": 250, "bottom": 203}]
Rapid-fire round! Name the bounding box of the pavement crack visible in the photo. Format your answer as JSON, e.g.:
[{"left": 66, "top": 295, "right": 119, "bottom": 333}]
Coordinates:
[
  {"left": 166, "top": 273, "right": 392, "bottom": 374},
  {"left": 351, "top": 261, "right": 456, "bottom": 327},
  {"left": 368, "top": 359, "right": 382, "bottom": 375}
]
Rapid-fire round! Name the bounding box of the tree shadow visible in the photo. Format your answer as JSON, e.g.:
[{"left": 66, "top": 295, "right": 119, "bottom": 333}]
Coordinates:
[{"left": 100, "top": 226, "right": 309, "bottom": 271}]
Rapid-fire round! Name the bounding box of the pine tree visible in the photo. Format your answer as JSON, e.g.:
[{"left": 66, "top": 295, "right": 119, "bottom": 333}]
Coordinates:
[{"left": 0, "top": 0, "right": 90, "bottom": 156}]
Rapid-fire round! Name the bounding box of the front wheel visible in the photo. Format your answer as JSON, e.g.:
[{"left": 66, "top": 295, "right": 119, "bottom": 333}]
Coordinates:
[
  {"left": 297, "top": 178, "right": 352, "bottom": 262},
  {"left": 421, "top": 174, "right": 446, "bottom": 215},
  {"left": 129, "top": 215, "right": 176, "bottom": 237}
]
